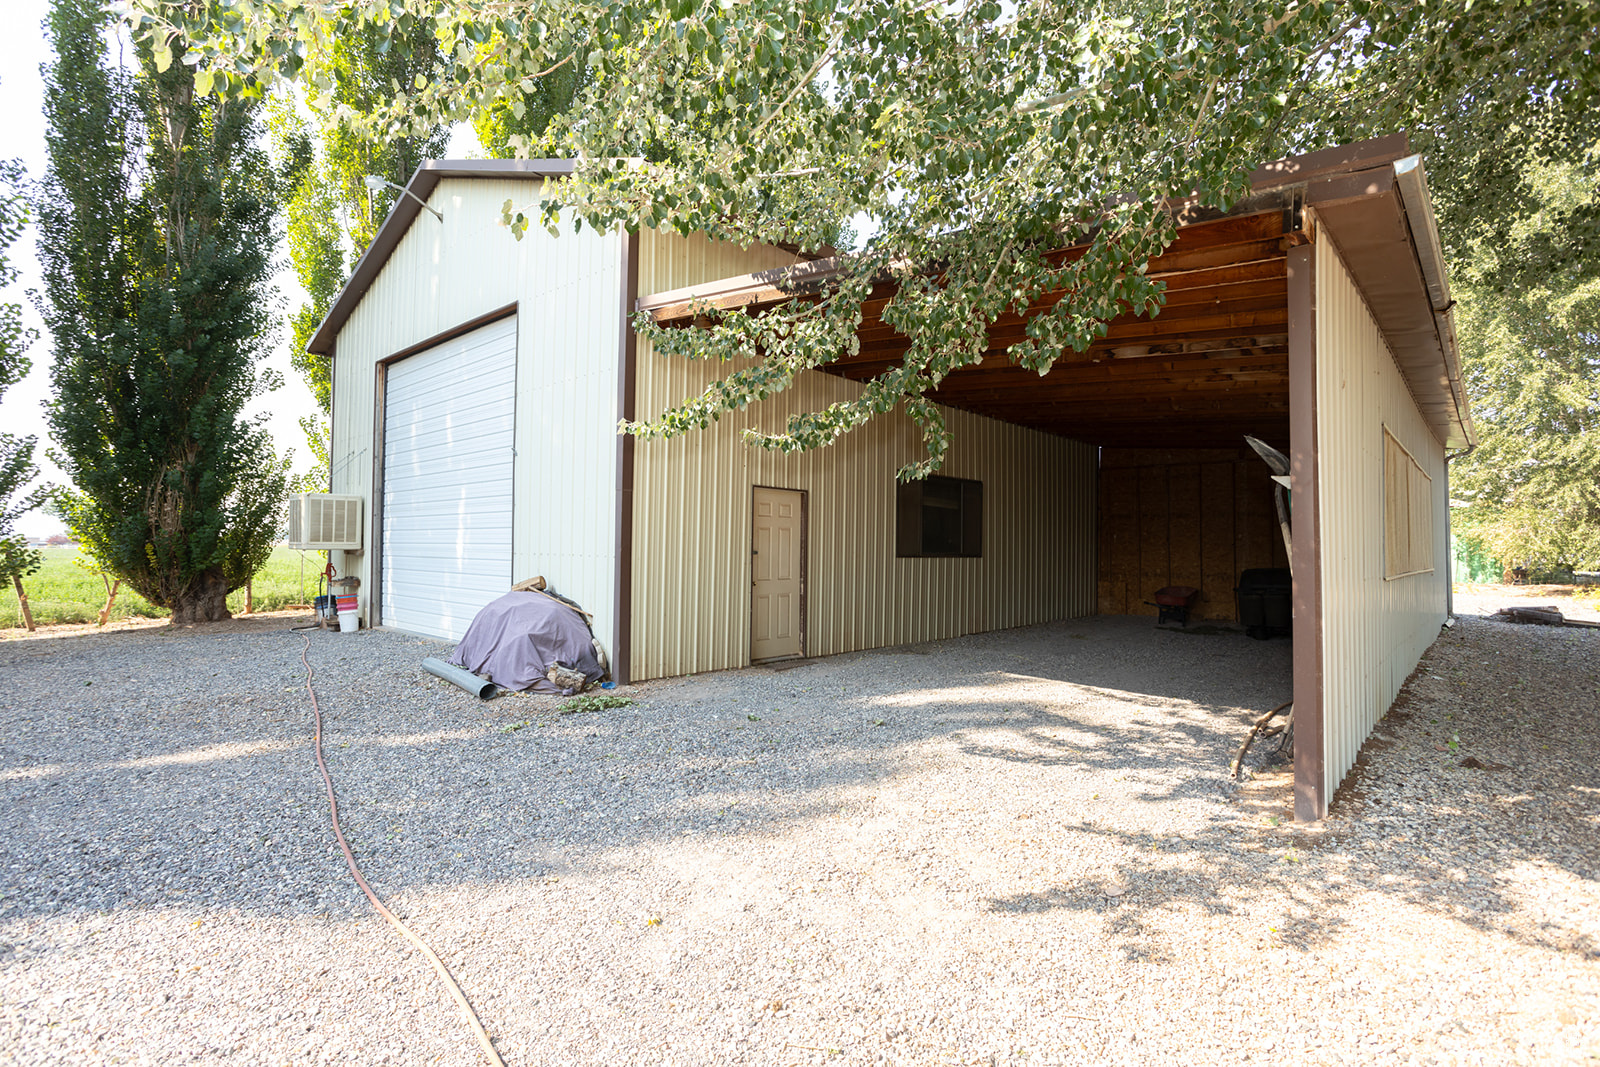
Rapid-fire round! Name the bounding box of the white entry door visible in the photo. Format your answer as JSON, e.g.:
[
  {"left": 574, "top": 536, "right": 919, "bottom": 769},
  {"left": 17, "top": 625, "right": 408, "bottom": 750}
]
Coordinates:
[
  {"left": 751, "top": 487, "right": 804, "bottom": 660},
  {"left": 382, "top": 317, "right": 517, "bottom": 640}
]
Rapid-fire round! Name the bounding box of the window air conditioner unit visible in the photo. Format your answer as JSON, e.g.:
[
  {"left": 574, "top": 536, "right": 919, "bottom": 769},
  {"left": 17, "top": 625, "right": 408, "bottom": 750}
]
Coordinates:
[{"left": 286, "top": 494, "right": 364, "bottom": 551}]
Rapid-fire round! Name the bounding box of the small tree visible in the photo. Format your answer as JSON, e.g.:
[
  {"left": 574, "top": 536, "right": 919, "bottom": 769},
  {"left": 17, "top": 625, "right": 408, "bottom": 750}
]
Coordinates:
[{"left": 38, "top": 0, "right": 286, "bottom": 624}]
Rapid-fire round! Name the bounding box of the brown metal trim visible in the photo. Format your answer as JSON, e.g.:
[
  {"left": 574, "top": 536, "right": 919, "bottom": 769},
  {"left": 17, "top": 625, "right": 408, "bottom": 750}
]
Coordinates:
[
  {"left": 307, "top": 159, "right": 578, "bottom": 356},
  {"left": 323, "top": 341, "right": 336, "bottom": 493},
  {"left": 1287, "top": 242, "right": 1325, "bottom": 822},
  {"left": 1248, "top": 134, "right": 1409, "bottom": 193},
  {"left": 799, "top": 488, "right": 809, "bottom": 658},
  {"left": 377, "top": 303, "right": 518, "bottom": 367},
  {"left": 369, "top": 360, "right": 388, "bottom": 628},
  {"left": 369, "top": 304, "right": 521, "bottom": 629},
  {"left": 1304, "top": 165, "right": 1395, "bottom": 209},
  {"left": 614, "top": 232, "right": 639, "bottom": 684}
]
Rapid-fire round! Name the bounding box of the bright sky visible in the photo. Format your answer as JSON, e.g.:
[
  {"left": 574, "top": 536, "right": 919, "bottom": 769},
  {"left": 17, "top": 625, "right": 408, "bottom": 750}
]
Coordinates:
[{"left": 0, "top": 1, "right": 474, "bottom": 539}]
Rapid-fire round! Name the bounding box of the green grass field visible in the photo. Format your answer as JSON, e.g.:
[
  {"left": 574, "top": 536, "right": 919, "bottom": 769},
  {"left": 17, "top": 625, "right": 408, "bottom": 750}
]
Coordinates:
[{"left": 1, "top": 547, "right": 336, "bottom": 629}]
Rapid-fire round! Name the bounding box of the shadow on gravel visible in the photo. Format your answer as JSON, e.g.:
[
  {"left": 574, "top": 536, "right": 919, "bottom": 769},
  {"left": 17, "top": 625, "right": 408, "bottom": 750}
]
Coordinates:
[
  {"left": 976, "top": 617, "right": 1600, "bottom": 965},
  {"left": 2, "top": 613, "right": 1592, "bottom": 976},
  {"left": 0, "top": 615, "right": 1288, "bottom": 932}
]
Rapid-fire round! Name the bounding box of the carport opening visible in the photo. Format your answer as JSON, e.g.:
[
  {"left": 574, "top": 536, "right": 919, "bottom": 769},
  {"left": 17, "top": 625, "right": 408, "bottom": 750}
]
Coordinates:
[
  {"left": 635, "top": 136, "right": 1475, "bottom": 821},
  {"left": 811, "top": 200, "right": 1300, "bottom": 652},
  {"left": 642, "top": 188, "right": 1307, "bottom": 671},
  {"left": 1095, "top": 446, "right": 1292, "bottom": 628}
]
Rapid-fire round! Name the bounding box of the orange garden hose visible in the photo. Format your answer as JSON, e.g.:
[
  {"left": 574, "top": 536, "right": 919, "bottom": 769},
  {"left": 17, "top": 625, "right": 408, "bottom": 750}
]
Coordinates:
[{"left": 295, "top": 630, "right": 508, "bottom": 1067}]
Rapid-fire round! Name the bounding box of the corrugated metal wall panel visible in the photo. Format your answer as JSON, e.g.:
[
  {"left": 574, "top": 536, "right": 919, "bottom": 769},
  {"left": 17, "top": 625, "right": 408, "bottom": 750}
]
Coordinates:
[
  {"left": 629, "top": 235, "right": 1097, "bottom": 680},
  {"left": 1315, "top": 235, "right": 1449, "bottom": 799},
  {"left": 329, "top": 178, "right": 623, "bottom": 654},
  {"left": 636, "top": 229, "right": 804, "bottom": 295}
]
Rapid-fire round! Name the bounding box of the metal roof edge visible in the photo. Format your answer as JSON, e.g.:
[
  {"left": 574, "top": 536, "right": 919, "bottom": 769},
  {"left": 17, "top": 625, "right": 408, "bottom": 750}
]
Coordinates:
[
  {"left": 1391, "top": 154, "right": 1476, "bottom": 450},
  {"left": 1247, "top": 133, "right": 1411, "bottom": 193},
  {"left": 636, "top": 255, "right": 849, "bottom": 318},
  {"left": 306, "top": 159, "right": 579, "bottom": 356}
]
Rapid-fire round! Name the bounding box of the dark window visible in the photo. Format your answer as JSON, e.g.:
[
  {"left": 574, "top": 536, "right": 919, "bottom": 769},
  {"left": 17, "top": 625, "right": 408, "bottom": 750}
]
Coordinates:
[{"left": 896, "top": 475, "right": 983, "bottom": 558}]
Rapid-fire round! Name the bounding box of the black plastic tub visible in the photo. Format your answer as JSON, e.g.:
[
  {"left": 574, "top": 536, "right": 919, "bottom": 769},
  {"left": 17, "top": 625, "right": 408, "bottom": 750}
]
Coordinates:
[{"left": 1236, "top": 568, "right": 1292, "bottom": 640}]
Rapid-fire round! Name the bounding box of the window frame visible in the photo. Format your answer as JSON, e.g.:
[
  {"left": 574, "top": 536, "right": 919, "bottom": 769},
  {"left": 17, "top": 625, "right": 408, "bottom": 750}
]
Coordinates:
[
  {"left": 895, "top": 474, "right": 983, "bottom": 559},
  {"left": 1383, "top": 427, "right": 1434, "bottom": 580}
]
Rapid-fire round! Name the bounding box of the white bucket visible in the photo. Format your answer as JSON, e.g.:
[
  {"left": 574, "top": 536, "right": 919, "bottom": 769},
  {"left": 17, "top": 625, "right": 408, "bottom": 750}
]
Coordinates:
[{"left": 337, "top": 610, "right": 359, "bottom": 633}]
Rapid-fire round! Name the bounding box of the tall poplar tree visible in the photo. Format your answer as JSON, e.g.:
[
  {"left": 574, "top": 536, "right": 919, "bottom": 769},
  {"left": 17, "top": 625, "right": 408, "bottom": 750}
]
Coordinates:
[
  {"left": 0, "top": 152, "right": 43, "bottom": 626},
  {"left": 268, "top": 21, "right": 449, "bottom": 492},
  {"left": 39, "top": 0, "right": 287, "bottom": 624}
]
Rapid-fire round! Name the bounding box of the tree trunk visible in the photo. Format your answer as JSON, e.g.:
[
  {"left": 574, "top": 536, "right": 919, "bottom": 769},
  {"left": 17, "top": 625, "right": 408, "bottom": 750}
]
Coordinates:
[
  {"left": 168, "top": 571, "right": 232, "bottom": 625},
  {"left": 12, "top": 574, "right": 35, "bottom": 632},
  {"left": 98, "top": 579, "right": 121, "bottom": 627},
  {"left": 244, "top": 578, "right": 253, "bottom": 614}
]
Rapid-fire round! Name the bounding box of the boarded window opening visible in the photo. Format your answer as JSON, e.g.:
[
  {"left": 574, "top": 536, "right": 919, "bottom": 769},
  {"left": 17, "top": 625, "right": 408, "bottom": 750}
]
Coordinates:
[
  {"left": 1384, "top": 429, "right": 1433, "bottom": 578},
  {"left": 896, "top": 475, "right": 983, "bottom": 558}
]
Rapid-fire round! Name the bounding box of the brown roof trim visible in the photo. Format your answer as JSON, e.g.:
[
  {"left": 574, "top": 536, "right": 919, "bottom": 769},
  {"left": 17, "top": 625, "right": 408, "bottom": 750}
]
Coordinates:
[
  {"left": 637, "top": 135, "right": 1413, "bottom": 322},
  {"left": 1308, "top": 156, "right": 1473, "bottom": 450},
  {"left": 306, "top": 158, "right": 578, "bottom": 356},
  {"left": 1247, "top": 133, "right": 1410, "bottom": 193}
]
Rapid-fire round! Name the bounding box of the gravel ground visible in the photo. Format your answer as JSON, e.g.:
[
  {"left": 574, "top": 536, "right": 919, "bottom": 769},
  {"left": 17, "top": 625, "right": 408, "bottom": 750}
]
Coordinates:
[
  {"left": 1453, "top": 583, "right": 1600, "bottom": 624},
  {"left": 0, "top": 608, "right": 1594, "bottom": 1066}
]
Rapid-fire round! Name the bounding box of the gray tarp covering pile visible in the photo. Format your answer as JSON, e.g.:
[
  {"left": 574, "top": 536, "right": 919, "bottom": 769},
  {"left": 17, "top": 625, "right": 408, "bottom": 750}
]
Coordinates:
[{"left": 448, "top": 590, "right": 607, "bottom": 694}]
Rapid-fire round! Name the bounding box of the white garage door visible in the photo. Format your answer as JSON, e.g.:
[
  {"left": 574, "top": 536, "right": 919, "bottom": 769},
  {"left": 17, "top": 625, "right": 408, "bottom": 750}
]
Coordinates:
[{"left": 382, "top": 317, "right": 517, "bottom": 640}]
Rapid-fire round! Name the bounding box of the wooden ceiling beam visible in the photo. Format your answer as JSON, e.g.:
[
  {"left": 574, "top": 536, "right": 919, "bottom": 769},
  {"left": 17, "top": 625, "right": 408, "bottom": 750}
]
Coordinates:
[
  {"left": 993, "top": 375, "right": 1292, "bottom": 399},
  {"left": 933, "top": 352, "right": 1288, "bottom": 386},
  {"left": 850, "top": 301, "right": 1288, "bottom": 355},
  {"left": 1157, "top": 279, "right": 1285, "bottom": 309},
  {"left": 934, "top": 382, "right": 1289, "bottom": 408},
  {"left": 1102, "top": 333, "right": 1287, "bottom": 359},
  {"left": 956, "top": 402, "right": 1292, "bottom": 425},
  {"left": 822, "top": 336, "right": 1289, "bottom": 381},
  {"left": 1149, "top": 257, "right": 1288, "bottom": 290}
]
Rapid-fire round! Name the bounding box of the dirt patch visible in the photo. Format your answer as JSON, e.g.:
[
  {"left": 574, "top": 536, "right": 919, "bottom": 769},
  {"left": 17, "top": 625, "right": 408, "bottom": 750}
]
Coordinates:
[
  {"left": 1455, "top": 582, "right": 1600, "bottom": 623},
  {"left": 0, "top": 608, "right": 317, "bottom": 645}
]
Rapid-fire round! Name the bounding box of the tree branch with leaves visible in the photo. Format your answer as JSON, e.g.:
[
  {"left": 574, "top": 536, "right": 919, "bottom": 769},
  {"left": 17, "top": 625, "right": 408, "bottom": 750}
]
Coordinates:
[{"left": 124, "top": 0, "right": 1600, "bottom": 479}]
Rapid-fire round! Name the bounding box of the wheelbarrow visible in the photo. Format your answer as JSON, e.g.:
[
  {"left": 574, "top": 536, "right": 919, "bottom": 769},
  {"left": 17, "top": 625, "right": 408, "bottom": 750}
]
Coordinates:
[{"left": 1146, "top": 585, "right": 1200, "bottom": 626}]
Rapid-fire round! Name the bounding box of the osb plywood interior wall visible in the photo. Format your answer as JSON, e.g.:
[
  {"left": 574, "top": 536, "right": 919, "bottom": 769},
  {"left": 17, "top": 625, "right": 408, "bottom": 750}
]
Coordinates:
[{"left": 1098, "top": 447, "right": 1290, "bottom": 619}]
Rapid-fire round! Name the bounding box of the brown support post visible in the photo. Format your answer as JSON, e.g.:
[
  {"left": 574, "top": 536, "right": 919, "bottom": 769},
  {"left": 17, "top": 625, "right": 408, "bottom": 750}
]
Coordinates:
[
  {"left": 1288, "top": 242, "right": 1325, "bottom": 821},
  {"left": 613, "top": 231, "right": 639, "bottom": 684}
]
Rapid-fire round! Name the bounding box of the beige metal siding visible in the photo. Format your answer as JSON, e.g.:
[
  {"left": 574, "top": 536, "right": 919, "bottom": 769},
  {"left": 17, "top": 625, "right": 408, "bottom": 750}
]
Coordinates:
[
  {"left": 630, "top": 232, "right": 1097, "bottom": 679},
  {"left": 636, "top": 228, "right": 804, "bottom": 295},
  {"left": 330, "top": 177, "right": 624, "bottom": 653},
  {"left": 1315, "top": 235, "right": 1449, "bottom": 799}
]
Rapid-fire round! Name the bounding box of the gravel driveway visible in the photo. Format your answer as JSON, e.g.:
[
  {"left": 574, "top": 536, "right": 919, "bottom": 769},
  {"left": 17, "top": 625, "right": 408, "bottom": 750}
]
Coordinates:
[{"left": 1, "top": 609, "right": 1594, "bottom": 1065}]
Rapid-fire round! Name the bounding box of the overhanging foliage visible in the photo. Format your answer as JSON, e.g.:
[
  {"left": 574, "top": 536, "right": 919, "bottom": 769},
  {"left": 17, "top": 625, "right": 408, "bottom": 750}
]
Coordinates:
[{"left": 123, "top": 0, "right": 1599, "bottom": 480}]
